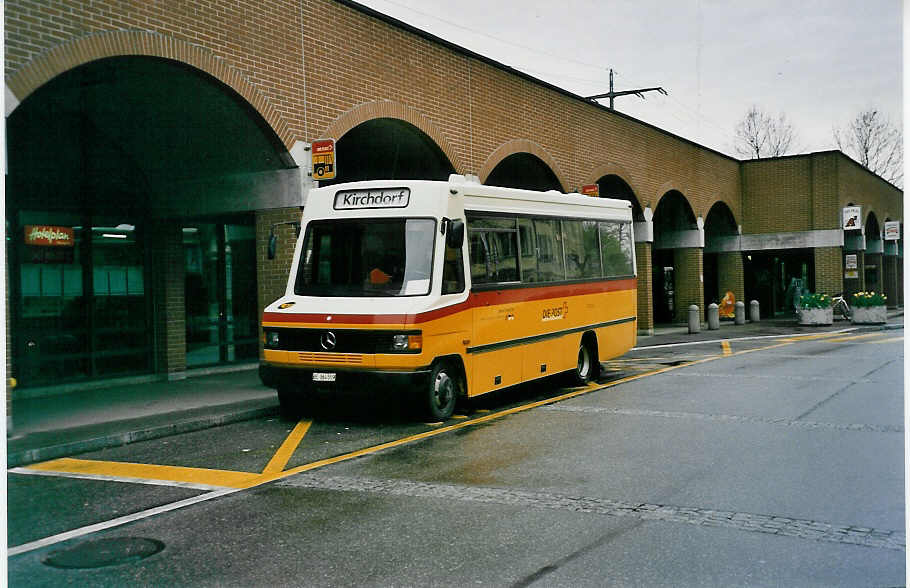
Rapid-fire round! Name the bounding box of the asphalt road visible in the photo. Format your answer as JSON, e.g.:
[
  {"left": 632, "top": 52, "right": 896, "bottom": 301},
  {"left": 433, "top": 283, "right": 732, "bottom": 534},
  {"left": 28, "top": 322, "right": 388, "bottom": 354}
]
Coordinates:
[{"left": 7, "top": 329, "right": 905, "bottom": 587}]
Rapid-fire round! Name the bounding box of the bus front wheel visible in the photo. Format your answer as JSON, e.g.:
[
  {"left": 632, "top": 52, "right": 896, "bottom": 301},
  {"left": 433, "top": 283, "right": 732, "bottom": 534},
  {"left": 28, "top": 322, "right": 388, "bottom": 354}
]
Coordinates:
[
  {"left": 424, "top": 361, "right": 459, "bottom": 421},
  {"left": 277, "top": 386, "right": 307, "bottom": 418}
]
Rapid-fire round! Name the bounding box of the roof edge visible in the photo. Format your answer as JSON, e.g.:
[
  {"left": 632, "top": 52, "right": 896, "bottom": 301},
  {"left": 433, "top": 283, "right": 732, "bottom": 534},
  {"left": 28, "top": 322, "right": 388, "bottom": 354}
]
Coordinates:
[{"left": 335, "top": 0, "right": 738, "bottom": 163}]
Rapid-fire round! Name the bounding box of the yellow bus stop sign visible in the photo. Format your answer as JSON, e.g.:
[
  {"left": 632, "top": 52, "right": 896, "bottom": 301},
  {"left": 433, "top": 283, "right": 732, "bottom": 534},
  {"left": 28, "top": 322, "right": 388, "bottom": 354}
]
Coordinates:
[{"left": 312, "top": 138, "right": 336, "bottom": 180}]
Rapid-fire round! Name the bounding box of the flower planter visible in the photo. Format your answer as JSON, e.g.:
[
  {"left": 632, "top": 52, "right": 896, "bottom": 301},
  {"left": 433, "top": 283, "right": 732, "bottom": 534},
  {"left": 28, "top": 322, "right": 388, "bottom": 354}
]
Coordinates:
[
  {"left": 851, "top": 305, "right": 887, "bottom": 325},
  {"left": 798, "top": 307, "right": 833, "bottom": 326}
]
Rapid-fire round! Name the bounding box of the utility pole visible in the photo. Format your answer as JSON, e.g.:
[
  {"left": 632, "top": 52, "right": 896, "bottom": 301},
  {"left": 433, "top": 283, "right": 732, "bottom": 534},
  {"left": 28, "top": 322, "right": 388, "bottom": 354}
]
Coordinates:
[{"left": 585, "top": 69, "right": 667, "bottom": 110}]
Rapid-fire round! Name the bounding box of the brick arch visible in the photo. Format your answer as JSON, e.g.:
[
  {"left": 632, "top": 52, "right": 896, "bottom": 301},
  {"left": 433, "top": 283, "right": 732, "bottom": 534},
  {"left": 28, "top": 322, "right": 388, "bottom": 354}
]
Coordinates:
[
  {"left": 704, "top": 199, "right": 740, "bottom": 233},
  {"left": 701, "top": 197, "right": 741, "bottom": 226},
  {"left": 5, "top": 30, "right": 293, "bottom": 146},
  {"left": 584, "top": 162, "right": 638, "bottom": 195},
  {"left": 479, "top": 139, "right": 567, "bottom": 191},
  {"left": 323, "top": 100, "right": 463, "bottom": 173},
  {"left": 653, "top": 181, "right": 695, "bottom": 216}
]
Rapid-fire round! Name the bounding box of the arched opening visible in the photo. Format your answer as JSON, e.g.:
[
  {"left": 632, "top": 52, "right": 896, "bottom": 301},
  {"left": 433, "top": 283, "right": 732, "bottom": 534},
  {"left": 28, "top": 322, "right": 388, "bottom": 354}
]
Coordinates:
[
  {"left": 651, "top": 191, "right": 698, "bottom": 323},
  {"left": 596, "top": 175, "right": 644, "bottom": 221},
  {"left": 7, "top": 56, "right": 293, "bottom": 387},
  {"left": 864, "top": 212, "right": 883, "bottom": 294},
  {"left": 703, "top": 202, "right": 739, "bottom": 311},
  {"left": 485, "top": 153, "right": 562, "bottom": 192},
  {"left": 325, "top": 118, "right": 455, "bottom": 184}
]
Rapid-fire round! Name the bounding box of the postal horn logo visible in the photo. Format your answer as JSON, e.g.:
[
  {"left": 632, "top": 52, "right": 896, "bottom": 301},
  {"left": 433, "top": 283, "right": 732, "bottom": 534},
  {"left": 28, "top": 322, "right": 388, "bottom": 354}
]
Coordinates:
[{"left": 320, "top": 331, "right": 337, "bottom": 351}]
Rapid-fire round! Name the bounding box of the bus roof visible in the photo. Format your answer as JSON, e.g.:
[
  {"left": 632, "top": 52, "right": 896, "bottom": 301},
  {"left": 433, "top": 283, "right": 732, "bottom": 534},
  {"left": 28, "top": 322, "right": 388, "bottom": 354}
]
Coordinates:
[
  {"left": 302, "top": 175, "right": 633, "bottom": 222},
  {"left": 450, "top": 175, "right": 633, "bottom": 221}
]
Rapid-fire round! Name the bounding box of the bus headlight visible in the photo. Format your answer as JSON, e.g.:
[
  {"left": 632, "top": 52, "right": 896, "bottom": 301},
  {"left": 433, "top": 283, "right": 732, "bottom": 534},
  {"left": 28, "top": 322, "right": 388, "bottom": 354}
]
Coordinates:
[
  {"left": 391, "top": 333, "right": 422, "bottom": 352},
  {"left": 265, "top": 330, "right": 280, "bottom": 349}
]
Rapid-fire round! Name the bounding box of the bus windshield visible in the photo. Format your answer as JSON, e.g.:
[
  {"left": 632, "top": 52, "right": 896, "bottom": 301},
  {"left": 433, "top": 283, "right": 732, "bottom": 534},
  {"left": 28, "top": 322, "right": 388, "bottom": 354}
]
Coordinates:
[{"left": 295, "top": 218, "right": 436, "bottom": 297}]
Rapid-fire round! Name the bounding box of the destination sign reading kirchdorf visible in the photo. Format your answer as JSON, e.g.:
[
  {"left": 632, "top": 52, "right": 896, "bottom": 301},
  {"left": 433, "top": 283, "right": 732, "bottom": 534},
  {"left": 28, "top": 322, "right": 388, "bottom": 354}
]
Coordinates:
[{"left": 334, "top": 188, "right": 410, "bottom": 210}]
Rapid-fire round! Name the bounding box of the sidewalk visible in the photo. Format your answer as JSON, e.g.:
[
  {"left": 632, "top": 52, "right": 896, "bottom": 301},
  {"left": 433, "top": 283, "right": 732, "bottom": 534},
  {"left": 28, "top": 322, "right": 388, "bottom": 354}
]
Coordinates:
[{"left": 6, "top": 310, "right": 903, "bottom": 468}]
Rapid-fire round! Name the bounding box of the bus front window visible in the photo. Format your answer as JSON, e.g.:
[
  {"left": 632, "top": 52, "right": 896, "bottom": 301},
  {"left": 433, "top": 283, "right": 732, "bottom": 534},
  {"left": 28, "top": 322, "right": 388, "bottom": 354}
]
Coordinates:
[{"left": 295, "top": 218, "right": 436, "bottom": 297}]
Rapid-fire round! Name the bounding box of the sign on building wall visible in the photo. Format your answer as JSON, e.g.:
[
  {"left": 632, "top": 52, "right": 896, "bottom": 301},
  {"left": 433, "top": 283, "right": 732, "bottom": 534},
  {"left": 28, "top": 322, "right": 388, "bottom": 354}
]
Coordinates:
[
  {"left": 312, "top": 139, "right": 336, "bottom": 180},
  {"left": 24, "top": 225, "right": 75, "bottom": 247},
  {"left": 580, "top": 184, "right": 599, "bottom": 197},
  {"left": 884, "top": 221, "right": 900, "bottom": 240},
  {"left": 842, "top": 206, "right": 862, "bottom": 230},
  {"left": 845, "top": 254, "right": 858, "bottom": 270}
]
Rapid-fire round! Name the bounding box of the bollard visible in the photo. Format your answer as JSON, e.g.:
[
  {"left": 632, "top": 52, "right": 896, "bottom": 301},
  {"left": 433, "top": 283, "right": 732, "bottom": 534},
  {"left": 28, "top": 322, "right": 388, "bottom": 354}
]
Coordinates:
[
  {"left": 734, "top": 301, "right": 746, "bottom": 325},
  {"left": 707, "top": 303, "right": 720, "bottom": 330},
  {"left": 749, "top": 300, "right": 760, "bottom": 323},
  {"left": 688, "top": 304, "right": 701, "bottom": 334}
]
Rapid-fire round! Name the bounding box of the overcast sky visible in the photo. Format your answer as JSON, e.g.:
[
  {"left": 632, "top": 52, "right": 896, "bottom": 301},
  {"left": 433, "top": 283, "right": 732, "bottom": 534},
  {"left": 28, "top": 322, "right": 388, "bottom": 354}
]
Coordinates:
[{"left": 355, "top": 0, "right": 903, "bottom": 159}]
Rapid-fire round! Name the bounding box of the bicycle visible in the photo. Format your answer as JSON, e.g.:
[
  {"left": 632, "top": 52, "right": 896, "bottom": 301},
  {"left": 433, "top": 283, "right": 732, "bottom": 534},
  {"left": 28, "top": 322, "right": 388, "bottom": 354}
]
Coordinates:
[{"left": 831, "top": 293, "right": 851, "bottom": 320}]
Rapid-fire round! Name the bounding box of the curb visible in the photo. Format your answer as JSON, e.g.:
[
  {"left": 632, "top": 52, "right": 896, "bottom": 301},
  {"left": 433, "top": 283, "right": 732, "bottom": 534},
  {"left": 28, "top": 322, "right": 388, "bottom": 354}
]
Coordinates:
[{"left": 8, "top": 403, "right": 280, "bottom": 468}]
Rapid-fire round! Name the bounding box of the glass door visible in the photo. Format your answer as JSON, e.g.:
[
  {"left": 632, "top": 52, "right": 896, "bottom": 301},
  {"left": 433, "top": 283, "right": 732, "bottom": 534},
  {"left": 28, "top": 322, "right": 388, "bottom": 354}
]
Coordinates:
[
  {"left": 183, "top": 219, "right": 257, "bottom": 367},
  {"left": 13, "top": 212, "right": 151, "bottom": 386}
]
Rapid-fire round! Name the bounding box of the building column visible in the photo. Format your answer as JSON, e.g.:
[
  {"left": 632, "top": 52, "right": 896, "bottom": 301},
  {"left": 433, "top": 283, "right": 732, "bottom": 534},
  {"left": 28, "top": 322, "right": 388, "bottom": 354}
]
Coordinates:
[
  {"left": 716, "top": 252, "right": 745, "bottom": 306},
  {"left": 813, "top": 247, "right": 844, "bottom": 296},
  {"left": 150, "top": 222, "right": 187, "bottom": 380},
  {"left": 635, "top": 241, "right": 653, "bottom": 335},
  {"left": 674, "top": 247, "right": 704, "bottom": 323}
]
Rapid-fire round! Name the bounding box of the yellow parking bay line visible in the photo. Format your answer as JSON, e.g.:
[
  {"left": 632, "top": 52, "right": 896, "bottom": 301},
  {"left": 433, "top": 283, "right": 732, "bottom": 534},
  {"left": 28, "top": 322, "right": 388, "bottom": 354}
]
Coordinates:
[
  {"left": 824, "top": 333, "right": 888, "bottom": 343},
  {"left": 866, "top": 335, "right": 904, "bottom": 344},
  {"left": 26, "top": 458, "right": 261, "bottom": 489},
  {"left": 262, "top": 420, "right": 312, "bottom": 474}
]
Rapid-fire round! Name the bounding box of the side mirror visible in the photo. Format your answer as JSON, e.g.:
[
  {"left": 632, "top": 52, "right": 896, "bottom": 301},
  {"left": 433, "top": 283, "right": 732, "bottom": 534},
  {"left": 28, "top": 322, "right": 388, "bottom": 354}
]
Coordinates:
[
  {"left": 446, "top": 219, "right": 464, "bottom": 249},
  {"left": 267, "top": 221, "right": 301, "bottom": 260},
  {"left": 267, "top": 233, "right": 278, "bottom": 260}
]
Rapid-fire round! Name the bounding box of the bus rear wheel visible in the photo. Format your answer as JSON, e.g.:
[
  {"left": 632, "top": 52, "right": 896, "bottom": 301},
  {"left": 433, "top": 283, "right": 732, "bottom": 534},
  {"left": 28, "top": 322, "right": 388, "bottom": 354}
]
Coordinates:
[
  {"left": 572, "top": 340, "right": 597, "bottom": 386},
  {"left": 424, "top": 361, "right": 459, "bottom": 421}
]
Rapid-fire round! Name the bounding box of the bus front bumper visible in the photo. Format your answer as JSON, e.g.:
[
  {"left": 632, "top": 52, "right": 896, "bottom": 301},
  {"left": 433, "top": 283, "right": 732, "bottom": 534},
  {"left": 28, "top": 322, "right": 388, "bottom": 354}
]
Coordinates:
[{"left": 259, "top": 363, "right": 432, "bottom": 394}]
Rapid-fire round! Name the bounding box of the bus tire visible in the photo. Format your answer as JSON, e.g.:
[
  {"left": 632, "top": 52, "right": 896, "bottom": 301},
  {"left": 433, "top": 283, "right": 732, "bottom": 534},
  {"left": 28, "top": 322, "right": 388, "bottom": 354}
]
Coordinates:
[
  {"left": 277, "top": 386, "right": 306, "bottom": 418},
  {"left": 424, "top": 361, "right": 459, "bottom": 421},
  {"left": 572, "top": 338, "right": 597, "bottom": 386}
]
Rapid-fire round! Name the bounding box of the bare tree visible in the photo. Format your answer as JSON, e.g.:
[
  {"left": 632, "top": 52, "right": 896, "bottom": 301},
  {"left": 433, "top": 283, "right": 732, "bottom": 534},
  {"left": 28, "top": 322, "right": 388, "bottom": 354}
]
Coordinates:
[
  {"left": 734, "top": 105, "right": 797, "bottom": 159},
  {"left": 834, "top": 108, "right": 902, "bottom": 187}
]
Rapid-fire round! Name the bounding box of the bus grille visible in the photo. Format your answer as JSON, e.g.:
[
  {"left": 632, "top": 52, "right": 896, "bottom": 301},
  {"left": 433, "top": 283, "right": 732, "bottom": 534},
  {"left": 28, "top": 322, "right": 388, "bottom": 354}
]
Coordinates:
[{"left": 298, "top": 352, "right": 363, "bottom": 365}]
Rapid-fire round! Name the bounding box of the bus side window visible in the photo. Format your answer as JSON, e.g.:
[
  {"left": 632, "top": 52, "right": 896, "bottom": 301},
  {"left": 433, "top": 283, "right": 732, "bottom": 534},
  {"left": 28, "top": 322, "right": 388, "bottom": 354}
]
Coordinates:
[
  {"left": 600, "top": 221, "right": 634, "bottom": 277},
  {"left": 518, "top": 218, "right": 537, "bottom": 283},
  {"left": 442, "top": 240, "right": 465, "bottom": 294},
  {"left": 469, "top": 231, "right": 490, "bottom": 284},
  {"left": 534, "top": 218, "right": 564, "bottom": 282}
]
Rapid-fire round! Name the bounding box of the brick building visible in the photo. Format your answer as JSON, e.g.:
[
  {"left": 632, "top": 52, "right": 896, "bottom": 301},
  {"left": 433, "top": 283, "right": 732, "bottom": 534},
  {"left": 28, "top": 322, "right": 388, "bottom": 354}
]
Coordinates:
[{"left": 4, "top": 0, "right": 902, "bottom": 399}]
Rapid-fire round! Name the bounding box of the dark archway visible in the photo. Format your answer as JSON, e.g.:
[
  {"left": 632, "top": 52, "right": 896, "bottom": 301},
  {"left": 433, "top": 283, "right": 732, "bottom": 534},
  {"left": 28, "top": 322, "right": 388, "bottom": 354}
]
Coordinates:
[
  {"left": 651, "top": 191, "right": 698, "bottom": 323},
  {"left": 485, "top": 153, "right": 562, "bottom": 191},
  {"left": 8, "top": 56, "right": 293, "bottom": 217},
  {"left": 864, "top": 211, "right": 883, "bottom": 294},
  {"left": 596, "top": 175, "right": 644, "bottom": 221},
  {"left": 703, "top": 202, "right": 739, "bottom": 310},
  {"left": 7, "top": 56, "right": 291, "bottom": 386},
  {"left": 326, "top": 118, "right": 455, "bottom": 184}
]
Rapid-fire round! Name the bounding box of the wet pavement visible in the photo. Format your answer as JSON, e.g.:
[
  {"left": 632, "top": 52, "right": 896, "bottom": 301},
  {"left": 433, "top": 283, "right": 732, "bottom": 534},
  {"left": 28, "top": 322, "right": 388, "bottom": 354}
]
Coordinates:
[{"left": 6, "top": 311, "right": 902, "bottom": 467}]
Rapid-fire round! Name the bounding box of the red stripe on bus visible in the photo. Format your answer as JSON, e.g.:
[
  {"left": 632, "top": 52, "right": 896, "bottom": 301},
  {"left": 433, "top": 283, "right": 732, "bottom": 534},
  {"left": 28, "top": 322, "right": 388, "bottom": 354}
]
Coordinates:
[{"left": 263, "top": 278, "right": 636, "bottom": 325}]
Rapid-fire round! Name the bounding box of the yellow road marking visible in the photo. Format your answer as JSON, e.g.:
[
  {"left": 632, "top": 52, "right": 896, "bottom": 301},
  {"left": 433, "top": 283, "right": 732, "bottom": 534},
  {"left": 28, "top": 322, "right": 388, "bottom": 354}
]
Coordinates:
[
  {"left": 866, "top": 335, "right": 904, "bottom": 344},
  {"left": 721, "top": 340, "right": 732, "bottom": 356},
  {"left": 246, "top": 340, "right": 798, "bottom": 489},
  {"left": 824, "top": 333, "right": 887, "bottom": 343},
  {"left": 26, "top": 458, "right": 260, "bottom": 489},
  {"left": 21, "top": 337, "right": 803, "bottom": 491},
  {"left": 780, "top": 332, "right": 850, "bottom": 342},
  {"left": 261, "top": 420, "right": 312, "bottom": 474}
]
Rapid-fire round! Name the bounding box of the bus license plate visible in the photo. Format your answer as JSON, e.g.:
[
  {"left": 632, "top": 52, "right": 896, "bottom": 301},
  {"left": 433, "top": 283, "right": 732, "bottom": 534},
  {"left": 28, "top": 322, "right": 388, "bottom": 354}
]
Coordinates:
[{"left": 312, "top": 372, "right": 336, "bottom": 382}]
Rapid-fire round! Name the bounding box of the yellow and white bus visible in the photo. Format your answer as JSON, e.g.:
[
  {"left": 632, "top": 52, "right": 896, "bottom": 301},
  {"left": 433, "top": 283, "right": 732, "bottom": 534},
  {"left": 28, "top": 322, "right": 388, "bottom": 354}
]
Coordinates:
[{"left": 261, "top": 175, "right": 636, "bottom": 419}]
